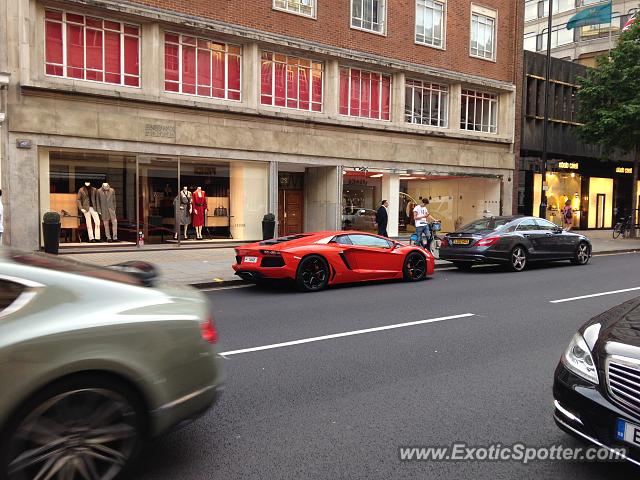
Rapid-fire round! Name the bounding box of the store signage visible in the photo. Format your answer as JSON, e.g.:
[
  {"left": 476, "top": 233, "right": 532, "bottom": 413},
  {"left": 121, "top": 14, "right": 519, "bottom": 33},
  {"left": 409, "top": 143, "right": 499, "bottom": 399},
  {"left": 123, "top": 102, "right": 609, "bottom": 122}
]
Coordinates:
[
  {"left": 144, "top": 124, "right": 176, "bottom": 139},
  {"left": 616, "top": 167, "right": 633, "bottom": 174},
  {"left": 15, "top": 139, "right": 32, "bottom": 149},
  {"left": 558, "top": 162, "right": 579, "bottom": 170}
]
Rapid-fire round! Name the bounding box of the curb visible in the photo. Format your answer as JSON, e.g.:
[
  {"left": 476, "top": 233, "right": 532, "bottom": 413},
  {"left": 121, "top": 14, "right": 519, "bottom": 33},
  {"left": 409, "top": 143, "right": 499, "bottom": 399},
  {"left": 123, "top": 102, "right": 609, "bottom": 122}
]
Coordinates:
[{"left": 190, "top": 249, "right": 639, "bottom": 290}]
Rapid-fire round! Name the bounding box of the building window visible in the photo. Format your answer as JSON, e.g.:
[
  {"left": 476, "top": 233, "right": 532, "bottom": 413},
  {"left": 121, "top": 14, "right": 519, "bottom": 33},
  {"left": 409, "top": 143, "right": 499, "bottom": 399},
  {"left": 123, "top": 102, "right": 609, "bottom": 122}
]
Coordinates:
[
  {"left": 460, "top": 89, "right": 498, "bottom": 133},
  {"left": 470, "top": 7, "right": 496, "bottom": 60},
  {"left": 339, "top": 67, "right": 391, "bottom": 120},
  {"left": 416, "top": 0, "right": 445, "bottom": 48},
  {"left": 273, "top": 0, "right": 315, "bottom": 17},
  {"left": 405, "top": 79, "right": 448, "bottom": 127},
  {"left": 260, "top": 52, "right": 323, "bottom": 112},
  {"left": 351, "top": 0, "right": 386, "bottom": 34},
  {"left": 164, "top": 33, "right": 241, "bottom": 101},
  {"left": 45, "top": 9, "right": 140, "bottom": 86}
]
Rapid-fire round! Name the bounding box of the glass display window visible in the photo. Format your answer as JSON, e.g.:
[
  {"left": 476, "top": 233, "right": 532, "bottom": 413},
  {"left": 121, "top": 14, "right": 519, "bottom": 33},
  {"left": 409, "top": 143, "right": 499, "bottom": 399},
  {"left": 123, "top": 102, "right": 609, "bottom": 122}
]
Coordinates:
[{"left": 533, "top": 172, "right": 582, "bottom": 228}]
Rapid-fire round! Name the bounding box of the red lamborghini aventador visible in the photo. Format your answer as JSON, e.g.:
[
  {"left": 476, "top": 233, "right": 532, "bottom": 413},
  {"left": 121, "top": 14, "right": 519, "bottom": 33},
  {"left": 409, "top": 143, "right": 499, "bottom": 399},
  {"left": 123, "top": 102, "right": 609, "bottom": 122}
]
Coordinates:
[{"left": 233, "top": 231, "right": 435, "bottom": 292}]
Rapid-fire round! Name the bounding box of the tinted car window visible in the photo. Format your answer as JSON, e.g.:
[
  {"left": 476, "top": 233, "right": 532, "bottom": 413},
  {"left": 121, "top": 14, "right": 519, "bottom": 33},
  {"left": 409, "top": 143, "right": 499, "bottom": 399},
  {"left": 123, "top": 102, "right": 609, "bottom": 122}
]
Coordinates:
[
  {"left": 536, "top": 219, "right": 560, "bottom": 231},
  {"left": 457, "top": 217, "right": 513, "bottom": 233},
  {"left": 516, "top": 219, "right": 538, "bottom": 231},
  {"left": 333, "top": 235, "right": 353, "bottom": 245},
  {"left": 0, "top": 279, "right": 26, "bottom": 312},
  {"left": 348, "top": 234, "right": 392, "bottom": 249}
]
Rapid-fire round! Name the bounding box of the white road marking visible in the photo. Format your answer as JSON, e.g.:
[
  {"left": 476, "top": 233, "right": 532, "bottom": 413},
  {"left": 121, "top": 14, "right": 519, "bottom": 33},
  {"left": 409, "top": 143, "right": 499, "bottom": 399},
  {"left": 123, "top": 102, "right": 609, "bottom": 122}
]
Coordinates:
[
  {"left": 219, "top": 313, "right": 475, "bottom": 356},
  {"left": 550, "top": 287, "right": 640, "bottom": 304}
]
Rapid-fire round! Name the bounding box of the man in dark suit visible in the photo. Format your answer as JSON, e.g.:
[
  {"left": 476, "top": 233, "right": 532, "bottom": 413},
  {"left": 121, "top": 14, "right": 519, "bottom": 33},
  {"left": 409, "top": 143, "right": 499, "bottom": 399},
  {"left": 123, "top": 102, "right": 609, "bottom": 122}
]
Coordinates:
[{"left": 376, "top": 200, "right": 389, "bottom": 237}]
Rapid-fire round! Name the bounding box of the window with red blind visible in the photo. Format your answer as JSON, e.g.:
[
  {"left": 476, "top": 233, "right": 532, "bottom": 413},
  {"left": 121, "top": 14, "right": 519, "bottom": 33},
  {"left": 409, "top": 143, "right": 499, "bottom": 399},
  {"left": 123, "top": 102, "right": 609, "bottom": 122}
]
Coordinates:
[
  {"left": 260, "top": 52, "right": 323, "bottom": 112},
  {"left": 164, "top": 33, "right": 241, "bottom": 101},
  {"left": 339, "top": 67, "right": 390, "bottom": 120},
  {"left": 45, "top": 10, "right": 140, "bottom": 87}
]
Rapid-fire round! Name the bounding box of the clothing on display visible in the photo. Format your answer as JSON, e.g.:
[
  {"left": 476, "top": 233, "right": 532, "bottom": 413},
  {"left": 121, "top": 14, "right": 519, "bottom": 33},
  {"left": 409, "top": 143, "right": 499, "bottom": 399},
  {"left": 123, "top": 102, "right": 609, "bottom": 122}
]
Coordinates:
[
  {"left": 97, "top": 183, "right": 118, "bottom": 241},
  {"left": 77, "top": 183, "right": 101, "bottom": 242},
  {"left": 191, "top": 188, "right": 207, "bottom": 228}
]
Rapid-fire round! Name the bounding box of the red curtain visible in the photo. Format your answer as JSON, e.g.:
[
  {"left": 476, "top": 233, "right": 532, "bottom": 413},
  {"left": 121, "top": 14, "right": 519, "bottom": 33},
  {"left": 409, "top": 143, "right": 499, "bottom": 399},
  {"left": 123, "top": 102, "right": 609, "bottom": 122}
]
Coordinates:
[
  {"left": 66, "top": 23, "right": 84, "bottom": 79},
  {"left": 104, "top": 31, "right": 121, "bottom": 84},
  {"left": 261, "top": 57, "right": 273, "bottom": 105},
  {"left": 211, "top": 50, "right": 225, "bottom": 98},
  {"left": 339, "top": 68, "right": 349, "bottom": 115},
  {"left": 45, "top": 19, "right": 63, "bottom": 76},
  {"left": 370, "top": 74, "right": 380, "bottom": 119},
  {"left": 350, "top": 69, "right": 361, "bottom": 117},
  {"left": 311, "top": 69, "right": 322, "bottom": 111},
  {"left": 274, "top": 61, "right": 286, "bottom": 107},
  {"left": 227, "top": 53, "right": 241, "bottom": 100},
  {"left": 164, "top": 42, "right": 179, "bottom": 92},
  {"left": 182, "top": 43, "right": 196, "bottom": 94},
  {"left": 85, "top": 29, "right": 103, "bottom": 81},
  {"left": 123, "top": 35, "right": 139, "bottom": 86},
  {"left": 381, "top": 75, "right": 391, "bottom": 120},
  {"left": 197, "top": 49, "right": 211, "bottom": 97}
]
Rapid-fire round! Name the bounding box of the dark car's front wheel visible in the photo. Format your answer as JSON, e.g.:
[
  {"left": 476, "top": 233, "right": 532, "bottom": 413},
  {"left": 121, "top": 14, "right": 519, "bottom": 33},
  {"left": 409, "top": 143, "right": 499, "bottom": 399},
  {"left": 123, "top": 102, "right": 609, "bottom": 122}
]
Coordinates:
[
  {"left": 296, "top": 255, "right": 330, "bottom": 292},
  {"left": 403, "top": 252, "right": 427, "bottom": 281},
  {"left": 0, "top": 375, "right": 144, "bottom": 480},
  {"left": 508, "top": 246, "right": 527, "bottom": 272},
  {"left": 571, "top": 242, "right": 591, "bottom": 266}
]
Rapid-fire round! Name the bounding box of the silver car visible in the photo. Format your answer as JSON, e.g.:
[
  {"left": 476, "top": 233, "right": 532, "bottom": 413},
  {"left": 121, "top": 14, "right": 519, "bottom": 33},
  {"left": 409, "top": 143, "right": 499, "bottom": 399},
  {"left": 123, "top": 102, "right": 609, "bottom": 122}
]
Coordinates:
[{"left": 0, "top": 249, "right": 222, "bottom": 480}]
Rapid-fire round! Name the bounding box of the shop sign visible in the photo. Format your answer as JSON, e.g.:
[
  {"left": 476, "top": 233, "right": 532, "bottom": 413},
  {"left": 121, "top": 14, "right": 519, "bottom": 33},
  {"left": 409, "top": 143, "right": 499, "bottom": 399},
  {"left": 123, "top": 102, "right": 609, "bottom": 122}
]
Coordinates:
[
  {"left": 616, "top": 167, "right": 633, "bottom": 174},
  {"left": 558, "top": 162, "right": 579, "bottom": 170},
  {"left": 144, "top": 123, "right": 176, "bottom": 139}
]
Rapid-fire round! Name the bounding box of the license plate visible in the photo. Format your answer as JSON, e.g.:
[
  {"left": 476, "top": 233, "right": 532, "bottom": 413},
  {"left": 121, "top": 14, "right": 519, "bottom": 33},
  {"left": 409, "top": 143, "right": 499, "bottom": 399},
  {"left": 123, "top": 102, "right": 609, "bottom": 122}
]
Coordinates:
[
  {"left": 452, "top": 239, "right": 470, "bottom": 245},
  {"left": 615, "top": 418, "right": 640, "bottom": 446},
  {"left": 243, "top": 256, "right": 258, "bottom": 264}
]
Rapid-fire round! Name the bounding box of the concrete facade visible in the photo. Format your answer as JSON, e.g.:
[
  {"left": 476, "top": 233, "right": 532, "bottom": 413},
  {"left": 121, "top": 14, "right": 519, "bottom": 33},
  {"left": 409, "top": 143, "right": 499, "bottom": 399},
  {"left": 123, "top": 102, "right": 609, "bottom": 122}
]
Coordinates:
[{"left": 0, "top": 0, "right": 523, "bottom": 250}]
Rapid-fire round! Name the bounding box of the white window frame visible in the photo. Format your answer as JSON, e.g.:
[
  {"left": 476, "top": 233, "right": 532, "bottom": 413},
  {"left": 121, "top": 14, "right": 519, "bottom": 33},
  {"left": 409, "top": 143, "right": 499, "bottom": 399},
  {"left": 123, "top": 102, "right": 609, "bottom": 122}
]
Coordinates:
[
  {"left": 350, "top": 0, "right": 387, "bottom": 35},
  {"left": 460, "top": 89, "right": 498, "bottom": 134},
  {"left": 415, "top": 0, "right": 446, "bottom": 49},
  {"left": 469, "top": 4, "right": 497, "bottom": 62},
  {"left": 44, "top": 8, "right": 141, "bottom": 88},
  {"left": 404, "top": 79, "right": 449, "bottom": 128},
  {"left": 273, "top": 0, "right": 316, "bottom": 19}
]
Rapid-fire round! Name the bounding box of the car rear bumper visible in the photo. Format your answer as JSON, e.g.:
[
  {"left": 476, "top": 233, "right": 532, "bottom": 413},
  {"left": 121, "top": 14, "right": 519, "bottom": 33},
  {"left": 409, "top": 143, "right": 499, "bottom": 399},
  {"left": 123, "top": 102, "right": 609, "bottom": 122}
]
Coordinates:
[
  {"left": 232, "top": 263, "right": 295, "bottom": 281},
  {"left": 439, "top": 246, "right": 508, "bottom": 264},
  {"left": 553, "top": 362, "right": 640, "bottom": 465}
]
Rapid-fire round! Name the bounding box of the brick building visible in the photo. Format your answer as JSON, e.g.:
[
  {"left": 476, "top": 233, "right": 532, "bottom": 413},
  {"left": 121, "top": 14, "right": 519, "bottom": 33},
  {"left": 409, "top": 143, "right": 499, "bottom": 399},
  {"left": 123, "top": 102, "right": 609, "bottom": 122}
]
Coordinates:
[{"left": 0, "top": 0, "right": 523, "bottom": 250}]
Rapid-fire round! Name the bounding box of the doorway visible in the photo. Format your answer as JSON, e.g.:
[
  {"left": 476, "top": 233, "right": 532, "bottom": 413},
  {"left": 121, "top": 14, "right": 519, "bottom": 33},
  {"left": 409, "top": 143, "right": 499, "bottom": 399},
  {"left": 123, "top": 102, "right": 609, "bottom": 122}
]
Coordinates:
[
  {"left": 596, "top": 193, "right": 606, "bottom": 229},
  {"left": 278, "top": 173, "right": 304, "bottom": 235}
]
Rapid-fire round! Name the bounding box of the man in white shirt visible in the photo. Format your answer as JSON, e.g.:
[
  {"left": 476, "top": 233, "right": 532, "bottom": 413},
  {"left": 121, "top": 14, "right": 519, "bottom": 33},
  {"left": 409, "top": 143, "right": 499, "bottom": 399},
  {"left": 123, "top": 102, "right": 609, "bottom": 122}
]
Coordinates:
[
  {"left": 413, "top": 198, "right": 437, "bottom": 250},
  {"left": 0, "top": 189, "right": 4, "bottom": 245}
]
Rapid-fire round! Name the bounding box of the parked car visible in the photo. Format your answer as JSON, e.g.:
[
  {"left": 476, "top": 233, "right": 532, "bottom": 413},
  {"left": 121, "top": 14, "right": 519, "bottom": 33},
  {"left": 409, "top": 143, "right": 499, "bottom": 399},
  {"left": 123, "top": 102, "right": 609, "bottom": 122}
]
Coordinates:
[
  {"left": 342, "top": 207, "right": 377, "bottom": 232},
  {"left": 233, "top": 231, "right": 435, "bottom": 292},
  {"left": 554, "top": 296, "right": 640, "bottom": 467},
  {"left": 439, "top": 215, "right": 592, "bottom": 271},
  {"left": 0, "top": 249, "right": 222, "bottom": 479}
]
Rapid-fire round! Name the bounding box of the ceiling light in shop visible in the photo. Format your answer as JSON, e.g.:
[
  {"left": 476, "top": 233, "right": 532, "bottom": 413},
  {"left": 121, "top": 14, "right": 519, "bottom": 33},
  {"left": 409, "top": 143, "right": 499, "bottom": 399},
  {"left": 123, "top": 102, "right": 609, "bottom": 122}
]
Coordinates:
[{"left": 370, "top": 174, "right": 383, "bottom": 178}]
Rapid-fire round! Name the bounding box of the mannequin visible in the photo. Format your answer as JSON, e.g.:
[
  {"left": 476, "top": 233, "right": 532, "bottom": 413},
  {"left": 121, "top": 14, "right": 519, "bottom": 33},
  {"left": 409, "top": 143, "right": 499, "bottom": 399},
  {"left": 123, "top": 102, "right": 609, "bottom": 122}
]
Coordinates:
[
  {"left": 174, "top": 186, "right": 192, "bottom": 240},
  {"left": 191, "top": 186, "right": 207, "bottom": 240},
  {"left": 97, "top": 182, "right": 118, "bottom": 242},
  {"left": 77, "top": 181, "right": 101, "bottom": 242}
]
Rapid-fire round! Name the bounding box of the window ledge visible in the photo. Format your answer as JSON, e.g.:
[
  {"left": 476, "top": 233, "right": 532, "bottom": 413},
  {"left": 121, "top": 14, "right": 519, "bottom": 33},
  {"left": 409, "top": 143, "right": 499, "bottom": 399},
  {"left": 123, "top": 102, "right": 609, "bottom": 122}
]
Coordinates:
[
  {"left": 469, "top": 53, "right": 497, "bottom": 63},
  {"left": 350, "top": 25, "right": 387, "bottom": 37},
  {"left": 415, "top": 41, "right": 446, "bottom": 51}
]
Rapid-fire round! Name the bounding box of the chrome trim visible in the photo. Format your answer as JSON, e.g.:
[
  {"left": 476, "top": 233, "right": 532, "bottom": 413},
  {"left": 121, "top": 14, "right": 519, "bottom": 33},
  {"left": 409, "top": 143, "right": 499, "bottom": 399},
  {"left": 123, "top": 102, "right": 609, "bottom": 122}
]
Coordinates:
[
  {"left": 606, "top": 355, "right": 640, "bottom": 415},
  {"left": 155, "top": 385, "right": 216, "bottom": 412},
  {"left": 554, "top": 414, "right": 638, "bottom": 466},
  {"left": 554, "top": 400, "right": 583, "bottom": 426},
  {"left": 0, "top": 275, "right": 43, "bottom": 320}
]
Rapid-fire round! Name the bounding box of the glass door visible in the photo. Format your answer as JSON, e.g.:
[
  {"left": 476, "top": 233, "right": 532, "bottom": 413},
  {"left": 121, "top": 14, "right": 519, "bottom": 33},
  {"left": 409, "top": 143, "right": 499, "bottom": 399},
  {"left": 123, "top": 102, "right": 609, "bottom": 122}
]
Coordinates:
[{"left": 137, "top": 156, "right": 178, "bottom": 245}]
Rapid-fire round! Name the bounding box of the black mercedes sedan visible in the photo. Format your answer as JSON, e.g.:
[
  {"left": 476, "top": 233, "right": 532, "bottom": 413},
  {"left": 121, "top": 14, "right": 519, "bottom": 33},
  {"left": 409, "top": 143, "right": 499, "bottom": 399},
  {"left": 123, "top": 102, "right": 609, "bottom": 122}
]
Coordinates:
[
  {"left": 554, "top": 297, "right": 640, "bottom": 467},
  {"left": 439, "top": 215, "right": 592, "bottom": 271}
]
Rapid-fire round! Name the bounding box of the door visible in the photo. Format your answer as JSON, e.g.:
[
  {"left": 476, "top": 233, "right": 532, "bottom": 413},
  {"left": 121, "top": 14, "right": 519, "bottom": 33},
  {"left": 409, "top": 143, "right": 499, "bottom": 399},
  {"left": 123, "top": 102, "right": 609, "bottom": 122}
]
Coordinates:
[
  {"left": 515, "top": 218, "right": 549, "bottom": 258},
  {"left": 346, "top": 234, "right": 401, "bottom": 278},
  {"left": 596, "top": 194, "right": 606, "bottom": 229},
  {"left": 278, "top": 190, "right": 304, "bottom": 235},
  {"left": 535, "top": 218, "right": 572, "bottom": 257}
]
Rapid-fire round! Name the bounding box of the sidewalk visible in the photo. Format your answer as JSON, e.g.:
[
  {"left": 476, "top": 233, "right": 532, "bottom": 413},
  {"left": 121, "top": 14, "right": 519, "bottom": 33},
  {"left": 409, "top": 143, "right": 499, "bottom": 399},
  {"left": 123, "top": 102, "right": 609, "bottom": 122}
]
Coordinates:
[{"left": 61, "top": 230, "right": 640, "bottom": 288}]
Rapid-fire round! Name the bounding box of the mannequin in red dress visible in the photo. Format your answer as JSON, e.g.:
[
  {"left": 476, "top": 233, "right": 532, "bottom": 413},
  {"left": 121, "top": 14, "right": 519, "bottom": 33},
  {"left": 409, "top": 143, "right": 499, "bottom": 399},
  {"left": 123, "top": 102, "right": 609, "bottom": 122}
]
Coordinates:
[{"left": 191, "top": 187, "right": 207, "bottom": 240}]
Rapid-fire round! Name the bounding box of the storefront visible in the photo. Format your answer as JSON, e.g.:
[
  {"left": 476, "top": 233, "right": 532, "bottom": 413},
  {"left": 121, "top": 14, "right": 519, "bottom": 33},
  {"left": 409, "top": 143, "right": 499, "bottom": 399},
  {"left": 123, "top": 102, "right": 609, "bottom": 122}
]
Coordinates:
[
  {"left": 40, "top": 149, "right": 269, "bottom": 247},
  {"left": 521, "top": 158, "right": 635, "bottom": 229}
]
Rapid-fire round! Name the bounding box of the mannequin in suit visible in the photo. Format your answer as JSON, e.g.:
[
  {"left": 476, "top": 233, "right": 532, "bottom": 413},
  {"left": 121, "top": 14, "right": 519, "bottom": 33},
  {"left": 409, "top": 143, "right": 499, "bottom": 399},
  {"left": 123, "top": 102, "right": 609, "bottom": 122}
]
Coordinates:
[
  {"left": 191, "top": 186, "right": 207, "bottom": 240},
  {"left": 77, "top": 182, "right": 101, "bottom": 242},
  {"left": 97, "top": 182, "right": 118, "bottom": 242}
]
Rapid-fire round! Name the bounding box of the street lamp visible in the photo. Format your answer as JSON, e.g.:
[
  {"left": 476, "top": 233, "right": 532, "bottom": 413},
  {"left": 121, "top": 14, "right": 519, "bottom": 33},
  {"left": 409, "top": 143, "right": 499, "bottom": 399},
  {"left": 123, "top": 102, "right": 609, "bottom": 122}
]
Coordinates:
[{"left": 540, "top": 0, "right": 554, "bottom": 219}]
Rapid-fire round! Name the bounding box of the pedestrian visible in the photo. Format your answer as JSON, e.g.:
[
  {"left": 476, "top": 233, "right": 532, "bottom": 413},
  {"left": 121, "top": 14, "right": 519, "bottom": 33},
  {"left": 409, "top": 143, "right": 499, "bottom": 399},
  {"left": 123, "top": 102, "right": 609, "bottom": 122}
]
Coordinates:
[
  {"left": 0, "top": 188, "right": 3, "bottom": 245},
  {"left": 562, "top": 199, "right": 573, "bottom": 231},
  {"left": 376, "top": 200, "right": 389, "bottom": 237},
  {"left": 413, "top": 198, "right": 438, "bottom": 251}
]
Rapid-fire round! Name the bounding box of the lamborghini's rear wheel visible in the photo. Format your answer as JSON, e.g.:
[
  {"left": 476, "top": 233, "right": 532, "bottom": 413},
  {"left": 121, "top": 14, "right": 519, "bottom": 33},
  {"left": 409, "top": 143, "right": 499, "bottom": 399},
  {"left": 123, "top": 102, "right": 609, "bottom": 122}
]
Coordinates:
[{"left": 296, "top": 255, "right": 329, "bottom": 292}]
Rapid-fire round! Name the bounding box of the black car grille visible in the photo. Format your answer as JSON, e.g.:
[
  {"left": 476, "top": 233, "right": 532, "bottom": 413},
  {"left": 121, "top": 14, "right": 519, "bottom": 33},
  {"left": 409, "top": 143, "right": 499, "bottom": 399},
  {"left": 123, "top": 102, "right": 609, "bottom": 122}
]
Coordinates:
[
  {"left": 261, "top": 257, "right": 285, "bottom": 268},
  {"left": 606, "top": 356, "right": 640, "bottom": 414}
]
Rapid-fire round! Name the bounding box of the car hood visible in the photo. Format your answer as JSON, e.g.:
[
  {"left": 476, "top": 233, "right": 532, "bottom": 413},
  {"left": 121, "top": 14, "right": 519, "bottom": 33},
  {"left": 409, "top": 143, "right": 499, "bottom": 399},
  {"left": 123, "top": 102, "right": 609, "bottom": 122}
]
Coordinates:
[{"left": 580, "top": 297, "right": 640, "bottom": 356}]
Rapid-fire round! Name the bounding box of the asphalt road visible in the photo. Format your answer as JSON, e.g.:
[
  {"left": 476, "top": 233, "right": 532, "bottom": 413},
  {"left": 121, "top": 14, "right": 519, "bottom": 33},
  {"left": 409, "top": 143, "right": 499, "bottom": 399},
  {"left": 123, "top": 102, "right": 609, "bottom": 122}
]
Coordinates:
[{"left": 135, "top": 252, "right": 640, "bottom": 480}]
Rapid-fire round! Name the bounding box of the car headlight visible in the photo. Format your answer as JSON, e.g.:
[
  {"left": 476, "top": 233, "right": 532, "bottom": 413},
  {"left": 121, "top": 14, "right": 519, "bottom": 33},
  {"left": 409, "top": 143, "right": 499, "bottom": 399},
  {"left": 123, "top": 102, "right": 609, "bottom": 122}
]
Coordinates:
[{"left": 562, "top": 333, "right": 599, "bottom": 384}]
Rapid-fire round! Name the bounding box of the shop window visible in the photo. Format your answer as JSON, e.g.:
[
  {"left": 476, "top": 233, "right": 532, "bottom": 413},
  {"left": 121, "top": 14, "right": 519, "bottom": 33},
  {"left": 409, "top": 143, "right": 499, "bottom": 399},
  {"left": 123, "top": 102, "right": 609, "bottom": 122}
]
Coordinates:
[
  {"left": 339, "top": 67, "right": 391, "bottom": 120},
  {"left": 460, "top": 89, "right": 498, "bottom": 133},
  {"left": 164, "top": 33, "right": 241, "bottom": 101},
  {"left": 45, "top": 9, "right": 140, "bottom": 86},
  {"left": 405, "top": 79, "right": 448, "bottom": 127},
  {"left": 260, "top": 52, "right": 323, "bottom": 112}
]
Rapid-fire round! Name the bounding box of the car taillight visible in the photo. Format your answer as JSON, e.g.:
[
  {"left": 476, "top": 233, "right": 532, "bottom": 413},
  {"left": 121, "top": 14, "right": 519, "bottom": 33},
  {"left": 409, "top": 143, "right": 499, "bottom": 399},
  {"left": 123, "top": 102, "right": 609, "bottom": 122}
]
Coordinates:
[
  {"left": 441, "top": 237, "right": 449, "bottom": 247},
  {"left": 200, "top": 315, "right": 218, "bottom": 344},
  {"left": 475, "top": 236, "right": 500, "bottom": 247}
]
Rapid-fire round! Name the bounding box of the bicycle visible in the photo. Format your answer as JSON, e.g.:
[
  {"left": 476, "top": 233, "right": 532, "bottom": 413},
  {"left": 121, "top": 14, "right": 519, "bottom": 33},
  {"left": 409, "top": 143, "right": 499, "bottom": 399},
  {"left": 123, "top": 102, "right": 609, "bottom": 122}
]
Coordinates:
[{"left": 613, "top": 216, "right": 632, "bottom": 239}]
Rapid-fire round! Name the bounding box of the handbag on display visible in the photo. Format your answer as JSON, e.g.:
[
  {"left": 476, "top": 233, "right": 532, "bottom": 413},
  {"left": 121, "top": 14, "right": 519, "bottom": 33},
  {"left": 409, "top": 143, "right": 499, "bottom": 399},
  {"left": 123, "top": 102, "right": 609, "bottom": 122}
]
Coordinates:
[{"left": 214, "top": 206, "right": 228, "bottom": 216}]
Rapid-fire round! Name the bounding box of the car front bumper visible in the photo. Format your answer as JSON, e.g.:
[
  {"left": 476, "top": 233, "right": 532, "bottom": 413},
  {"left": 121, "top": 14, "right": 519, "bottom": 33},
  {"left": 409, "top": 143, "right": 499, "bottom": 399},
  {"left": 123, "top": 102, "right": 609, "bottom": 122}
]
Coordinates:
[{"left": 553, "top": 362, "right": 640, "bottom": 466}]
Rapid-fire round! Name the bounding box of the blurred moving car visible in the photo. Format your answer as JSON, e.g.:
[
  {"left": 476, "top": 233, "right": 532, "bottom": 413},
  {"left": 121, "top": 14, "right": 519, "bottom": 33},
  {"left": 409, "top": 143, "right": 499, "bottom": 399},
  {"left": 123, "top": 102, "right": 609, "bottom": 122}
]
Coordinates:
[
  {"left": 233, "top": 231, "right": 435, "bottom": 292},
  {"left": 439, "top": 215, "right": 592, "bottom": 272},
  {"left": 554, "top": 297, "right": 640, "bottom": 467},
  {"left": 342, "top": 207, "right": 377, "bottom": 233},
  {"left": 0, "top": 249, "right": 222, "bottom": 480}
]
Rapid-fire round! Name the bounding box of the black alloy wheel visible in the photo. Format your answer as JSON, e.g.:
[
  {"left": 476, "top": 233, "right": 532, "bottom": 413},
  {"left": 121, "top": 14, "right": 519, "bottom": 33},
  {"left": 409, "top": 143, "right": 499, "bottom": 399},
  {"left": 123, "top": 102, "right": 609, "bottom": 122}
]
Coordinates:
[
  {"left": 1, "top": 377, "right": 143, "bottom": 480},
  {"left": 508, "top": 246, "right": 527, "bottom": 272},
  {"left": 403, "top": 252, "right": 427, "bottom": 281},
  {"left": 296, "top": 255, "right": 330, "bottom": 292},
  {"left": 571, "top": 242, "right": 591, "bottom": 265}
]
